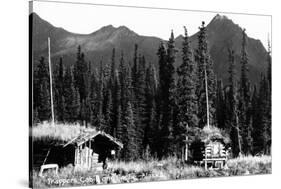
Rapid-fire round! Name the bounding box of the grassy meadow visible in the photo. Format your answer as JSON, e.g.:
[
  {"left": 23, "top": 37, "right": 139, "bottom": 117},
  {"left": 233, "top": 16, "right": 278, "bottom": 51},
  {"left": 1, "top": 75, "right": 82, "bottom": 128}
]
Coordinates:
[{"left": 32, "top": 155, "right": 271, "bottom": 188}]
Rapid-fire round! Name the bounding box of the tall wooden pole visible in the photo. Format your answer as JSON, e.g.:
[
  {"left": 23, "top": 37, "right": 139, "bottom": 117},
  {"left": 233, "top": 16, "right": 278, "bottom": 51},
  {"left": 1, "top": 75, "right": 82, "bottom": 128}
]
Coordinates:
[
  {"left": 185, "top": 135, "right": 188, "bottom": 161},
  {"left": 184, "top": 123, "right": 189, "bottom": 162},
  {"left": 235, "top": 111, "right": 242, "bottom": 157},
  {"left": 48, "top": 37, "right": 55, "bottom": 127},
  {"left": 204, "top": 63, "right": 210, "bottom": 129}
]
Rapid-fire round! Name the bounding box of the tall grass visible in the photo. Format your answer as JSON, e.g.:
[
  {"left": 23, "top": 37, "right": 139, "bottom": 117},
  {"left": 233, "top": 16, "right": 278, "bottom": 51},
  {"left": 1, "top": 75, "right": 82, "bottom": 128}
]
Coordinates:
[
  {"left": 107, "top": 155, "right": 271, "bottom": 181},
  {"left": 32, "top": 155, "right": 271, "bottom": 188},
  {"left": 226, "top": 155, "right": 271, "bottom": 175}
]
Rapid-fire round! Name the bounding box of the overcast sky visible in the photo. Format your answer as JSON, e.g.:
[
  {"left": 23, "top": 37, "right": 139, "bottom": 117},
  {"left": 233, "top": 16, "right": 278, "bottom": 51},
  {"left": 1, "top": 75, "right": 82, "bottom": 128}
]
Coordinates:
[{"left": 32, "top": 0, "right": 271, "bottom": 48}]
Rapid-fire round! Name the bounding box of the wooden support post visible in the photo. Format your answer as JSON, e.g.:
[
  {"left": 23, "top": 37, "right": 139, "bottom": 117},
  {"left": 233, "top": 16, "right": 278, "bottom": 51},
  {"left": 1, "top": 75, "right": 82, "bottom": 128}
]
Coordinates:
[
  {"left": 205, "top": 147, "right": 207, "bottom": 170},
  {"left": 95, "top": 175, "right": 101, "bottom": 184},
  {"left": 74, "top": 148, "right": 77, "bottom": 166},
  {"left": 89, "top": 139, "right": 91, "bottom": 169},
  {"left": 75, "top": 147, "right": 78, "bottom": 166},
  {"left": 79, "top": 145, "right": 82, "bottom": 167},
  {"left": 85, "top": 145, "right": 87, "bottom": 168}
]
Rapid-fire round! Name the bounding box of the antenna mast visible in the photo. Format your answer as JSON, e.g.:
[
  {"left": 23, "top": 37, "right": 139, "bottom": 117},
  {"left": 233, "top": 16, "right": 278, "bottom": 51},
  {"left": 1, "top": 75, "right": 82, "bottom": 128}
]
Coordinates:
[{"left": 48, "top": 37, "right": 55, "bottom": 127}]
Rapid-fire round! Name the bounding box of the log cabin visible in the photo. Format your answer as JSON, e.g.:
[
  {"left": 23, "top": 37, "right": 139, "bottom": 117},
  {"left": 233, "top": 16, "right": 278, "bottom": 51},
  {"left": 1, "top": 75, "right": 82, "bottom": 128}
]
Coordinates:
[
  {"left": 188, "top": 126, "right": 230, "bottom": 169},
  {"left": 31, "top": 127, "right": 123, "bottom": 172}
]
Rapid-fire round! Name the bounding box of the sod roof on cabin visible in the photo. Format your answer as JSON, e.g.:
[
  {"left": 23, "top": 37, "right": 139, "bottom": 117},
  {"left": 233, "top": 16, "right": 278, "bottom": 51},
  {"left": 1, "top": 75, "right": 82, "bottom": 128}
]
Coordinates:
[
  {"left": 31, "top": 123, "right": 123, "bottom": 148},
  {"left": 200, "top": 126, "right": 230, "bottom": 144}
]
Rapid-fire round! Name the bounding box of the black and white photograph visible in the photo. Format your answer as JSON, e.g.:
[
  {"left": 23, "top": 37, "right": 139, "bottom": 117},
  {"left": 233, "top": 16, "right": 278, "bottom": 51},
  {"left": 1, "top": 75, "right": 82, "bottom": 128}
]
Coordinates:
[{"left": 29, "top": 0, "right": 272, "bottom": 188}]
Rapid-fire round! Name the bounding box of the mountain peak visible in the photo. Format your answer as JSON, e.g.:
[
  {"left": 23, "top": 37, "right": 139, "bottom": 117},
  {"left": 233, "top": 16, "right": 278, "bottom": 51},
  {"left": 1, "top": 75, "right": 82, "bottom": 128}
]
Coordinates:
[
  {"left": 117, "top": 25, "right": 133, "bottom": 32},
  {"left": 92, "top": 25, "right": 137, "bottom": 37},
  {"left": 213, "top": 14, "right": 228, "bottom": 21},
  {"left": 115, "top": 25, "right": 138, "bottom": 37},
  {"left": 208, "top": 14, "right": 234, "bottom": 26},
  {"left": 207, "top": 13, "right": 238, "bottom": 33},
  {"left": 98, "top": 25, "right": 116, "bottom": 32}
]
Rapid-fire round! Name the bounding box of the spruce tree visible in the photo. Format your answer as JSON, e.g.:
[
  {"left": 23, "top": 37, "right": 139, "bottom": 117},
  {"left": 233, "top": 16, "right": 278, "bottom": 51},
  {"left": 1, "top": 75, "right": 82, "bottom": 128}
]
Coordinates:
[
  {"left": 95, "top": 61, "right": 106, "bottom": 129},
  {"left": 119, "top": 52, "right": 127, "bottom": 112},
  {"left": 89, "top": 67, "right": 99, "bottom": 127},
  {"left": 113, "top": 70, "right": 122, "bottom": 139},
  {"left": 238, "top": 29, "right": 252, "bottom": 155},
  {"left": 33, "top": 108, "right": 40, "bottom": 124},
  {"left": 73, "top": 46, "right": 89, "bottom": 125},
  {"left": 175, "top": 27, "right": 198, "bottom": 156},
  {"left": 74, "top": 46, "right": 88, "bottom": 101},
  {"left": 195, "top": 21, "right": 216, "bottom": 128},
  {"left": 215, "top": 80, "right": 226, "bottom": 129},
  {"left": 83, "top": 61, "right": 93, "bottom": 126},
  {"left": 110, "top": 48, "right": 116, "bottom": 88},
  {"left": 130, "top": 45, "right": 141, "bottom": 153},
  {"left": 103, "top": 88, "right": 113, "bottom": 134},
  {"left": 64, "top": 66, "right": 80, "bottom": 122},
  {"left": 156, "top": 41, "right": 167, "bottom": 158},
  {"left": 106, "top": 48, "right": 121, "bottom": 137},
  {"left": 54, "top": 57, "right": 65, "bottom": 122},
  {"left": 36, "top": 57, "right": 51, "bottom": 121},
  {"left": 157, "top": 31, "right": 177, "bottom": 157},
  {"left": 251, "top": 85, "right": 259, "bottom": 154},
  {"left": 119, "top": 62, "right": 139, "bottom": 160},
  {"left": 143, "top": 62, "right": 157, "bottom": 156},
  {"left": 136, "top": 55, "right": 147, "bottom": 155},
  {"left": 132, "top": 44, "right": 138, "bottom": 91},
  {"left": 254, "top": 74, "right": 271, "bottom": 154},
  {"left": 38, "top": 79, "right": 51, "bottom": 122},
  {"left": 122, "top": 101, "right": 138, "bottom": 161},
  {"left": 227, "top": 48, "right": 242, "bottom": 157}
]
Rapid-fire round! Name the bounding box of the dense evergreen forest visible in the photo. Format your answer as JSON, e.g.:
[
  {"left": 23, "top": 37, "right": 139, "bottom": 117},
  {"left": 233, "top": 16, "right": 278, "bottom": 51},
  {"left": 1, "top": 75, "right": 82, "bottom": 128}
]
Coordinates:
[{"left": 32, "top": 22, "right": 271, "bottom": 161}]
